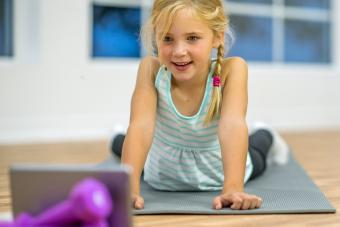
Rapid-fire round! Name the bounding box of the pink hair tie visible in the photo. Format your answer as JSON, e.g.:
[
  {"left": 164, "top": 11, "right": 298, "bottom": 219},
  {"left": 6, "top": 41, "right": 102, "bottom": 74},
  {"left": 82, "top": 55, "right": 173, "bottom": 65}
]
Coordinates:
[{"left": 213, "top": 75, "right": 221, "bottom": 87}]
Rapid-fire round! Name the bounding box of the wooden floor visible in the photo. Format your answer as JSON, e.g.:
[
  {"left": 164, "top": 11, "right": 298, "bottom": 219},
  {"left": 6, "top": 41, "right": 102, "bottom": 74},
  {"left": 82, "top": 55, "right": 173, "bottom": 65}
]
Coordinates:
[{"left": 0, "top": 131, "right": 339, "bottom": 226}]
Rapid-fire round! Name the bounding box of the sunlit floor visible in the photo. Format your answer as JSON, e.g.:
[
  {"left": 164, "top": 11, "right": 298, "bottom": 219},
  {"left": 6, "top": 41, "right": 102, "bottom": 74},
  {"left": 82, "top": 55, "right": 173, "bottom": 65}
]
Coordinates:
[{"left": 0, "top": 131, "right": 339, "bottom": 226}]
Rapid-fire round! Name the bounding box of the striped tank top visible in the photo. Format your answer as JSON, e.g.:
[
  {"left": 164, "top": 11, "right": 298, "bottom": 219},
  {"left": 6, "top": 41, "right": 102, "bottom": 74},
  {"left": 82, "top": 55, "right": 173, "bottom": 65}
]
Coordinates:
[{"left": 144, "top": 62, "right": 253, "bottom": 191}]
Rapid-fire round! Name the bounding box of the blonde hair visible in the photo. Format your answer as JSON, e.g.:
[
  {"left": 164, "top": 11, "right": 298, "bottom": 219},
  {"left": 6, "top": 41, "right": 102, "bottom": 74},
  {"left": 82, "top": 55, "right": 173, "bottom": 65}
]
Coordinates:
[{"left": 141, "top": 0, "right": 231, "bottom": 125}]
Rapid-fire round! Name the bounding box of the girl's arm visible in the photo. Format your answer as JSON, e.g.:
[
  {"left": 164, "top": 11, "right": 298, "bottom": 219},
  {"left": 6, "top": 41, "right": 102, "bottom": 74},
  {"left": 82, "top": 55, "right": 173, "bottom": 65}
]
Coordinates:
[
  {"left": 121, "top": 56, "right": 159, "bottom": 209},
  {"left": 219, "top": 57, "right": 248, "bottom": 192},
  {"left": 214, "top": 57, "right": 262, "bottom": 210}
]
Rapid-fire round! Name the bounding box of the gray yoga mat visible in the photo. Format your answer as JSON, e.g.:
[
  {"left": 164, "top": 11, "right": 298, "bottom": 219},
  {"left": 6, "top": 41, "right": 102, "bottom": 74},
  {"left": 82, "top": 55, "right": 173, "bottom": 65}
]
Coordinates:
[{"left": 100, "top": 154, "right": 336, "bottom": 214}]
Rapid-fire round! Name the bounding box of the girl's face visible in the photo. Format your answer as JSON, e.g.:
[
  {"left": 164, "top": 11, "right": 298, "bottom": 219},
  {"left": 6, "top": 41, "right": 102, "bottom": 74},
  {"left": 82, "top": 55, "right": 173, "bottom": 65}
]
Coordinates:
[{"left": 155, "top": 8, "right": 221, "bottom": 83}]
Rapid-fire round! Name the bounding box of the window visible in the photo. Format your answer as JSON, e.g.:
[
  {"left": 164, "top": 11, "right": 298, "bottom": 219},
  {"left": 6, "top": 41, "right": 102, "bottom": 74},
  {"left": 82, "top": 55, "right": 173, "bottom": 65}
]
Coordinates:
[
  {"left": 92, "top": 2, "right": 141, "bottom": 58},
  {"left": 90, "top": 0, "right": 332, "bottom": 63},
  {"left": 0, "top": 0, "right": 13, "bottom": 57},
  {"left": 229, "top": 15, "right": 273, "bottom": 61},
  {"left": 226, "top": 0, "right": 332, "bottom": 64}
]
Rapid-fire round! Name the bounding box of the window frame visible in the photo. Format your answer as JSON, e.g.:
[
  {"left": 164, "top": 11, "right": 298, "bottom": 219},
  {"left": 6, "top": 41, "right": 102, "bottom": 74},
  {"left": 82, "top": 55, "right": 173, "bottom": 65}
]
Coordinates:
[
  {"left": 226, "top": 0, "right": 333, "bottom": 65},
  {"left": 0, "top": 0, "right": 14, "bottom": 58}
]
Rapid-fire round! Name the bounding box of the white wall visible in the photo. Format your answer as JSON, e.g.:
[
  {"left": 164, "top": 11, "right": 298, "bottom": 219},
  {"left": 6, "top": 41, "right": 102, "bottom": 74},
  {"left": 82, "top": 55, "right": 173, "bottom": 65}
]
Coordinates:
[{"left": 0, "top": 0, "right": 339, "bottom": 144}]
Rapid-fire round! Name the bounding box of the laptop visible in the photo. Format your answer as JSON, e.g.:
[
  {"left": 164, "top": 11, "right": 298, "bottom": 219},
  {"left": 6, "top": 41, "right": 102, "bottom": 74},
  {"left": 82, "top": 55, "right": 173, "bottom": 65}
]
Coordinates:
[{"left": 9, "top": 163, "right": 132, "bottom": 227}]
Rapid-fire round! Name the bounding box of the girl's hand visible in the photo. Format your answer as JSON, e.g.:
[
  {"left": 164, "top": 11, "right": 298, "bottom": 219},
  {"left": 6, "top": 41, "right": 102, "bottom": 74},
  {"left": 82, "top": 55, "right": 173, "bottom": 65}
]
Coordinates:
[
  {"left": 132, "top": 194, "right": 145, "bottom": 209},
  {"left": 212, "top": 191, "right": 262, "bottom": 210}
]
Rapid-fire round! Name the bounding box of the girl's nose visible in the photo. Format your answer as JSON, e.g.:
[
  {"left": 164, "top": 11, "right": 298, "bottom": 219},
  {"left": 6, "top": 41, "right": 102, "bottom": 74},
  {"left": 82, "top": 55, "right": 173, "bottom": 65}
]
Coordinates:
[{"left": 173, "top": 42, "right": 187, "bottom": 57}]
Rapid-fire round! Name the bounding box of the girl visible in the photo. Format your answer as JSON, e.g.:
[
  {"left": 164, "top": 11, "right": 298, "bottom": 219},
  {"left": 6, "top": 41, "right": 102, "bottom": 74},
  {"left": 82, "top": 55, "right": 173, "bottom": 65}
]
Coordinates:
[{"left": 114, "top": 0, "right": 289, "bottom": 210}]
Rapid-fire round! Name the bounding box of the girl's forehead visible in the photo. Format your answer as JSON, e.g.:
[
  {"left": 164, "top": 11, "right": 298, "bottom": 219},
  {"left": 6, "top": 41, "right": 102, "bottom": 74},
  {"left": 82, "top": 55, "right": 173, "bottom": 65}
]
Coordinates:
[{"left": 155, "top": 8, "right": 211, "bottom": 36}]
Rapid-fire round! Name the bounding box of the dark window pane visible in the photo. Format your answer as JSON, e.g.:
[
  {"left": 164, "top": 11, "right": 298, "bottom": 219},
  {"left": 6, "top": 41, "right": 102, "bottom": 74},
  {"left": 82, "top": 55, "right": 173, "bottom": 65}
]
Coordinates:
[
  {"left": 285, "top": 0, "right": 330, "bottom": 9},
  {"left": 0, "top": 0, "right": 13, "bottom": 56},
  {"left": 284, "top": 19, "right": 330, "bottom": 63},
  {"left": 92, "top": 5, "right": 141, "bottom": 58},
  {"left": 227, "top": 0, "right": 272, "bottom": 4},
  {"left": 228, "top": 15, "right": 272, "bottom": 62}
]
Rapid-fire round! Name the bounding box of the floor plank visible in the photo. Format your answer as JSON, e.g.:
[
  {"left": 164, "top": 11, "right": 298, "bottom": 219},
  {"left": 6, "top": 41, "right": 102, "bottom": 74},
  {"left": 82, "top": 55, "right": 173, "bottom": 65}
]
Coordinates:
[{"left": 0, "top": 131, "right": 339, "bottom": 226}]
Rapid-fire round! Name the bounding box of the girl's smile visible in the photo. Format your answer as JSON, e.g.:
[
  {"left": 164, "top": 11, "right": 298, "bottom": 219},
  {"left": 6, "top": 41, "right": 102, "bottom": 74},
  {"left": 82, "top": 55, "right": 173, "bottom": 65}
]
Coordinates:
[{"left": 172, "top": 61, "right": 193, "bottom": 72}]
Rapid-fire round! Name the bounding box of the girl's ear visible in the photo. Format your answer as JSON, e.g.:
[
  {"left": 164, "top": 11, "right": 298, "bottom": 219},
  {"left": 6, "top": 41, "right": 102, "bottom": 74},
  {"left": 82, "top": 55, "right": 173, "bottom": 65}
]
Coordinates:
[{"left": 213, "top": 31, "right": 224, "bottom": 48}]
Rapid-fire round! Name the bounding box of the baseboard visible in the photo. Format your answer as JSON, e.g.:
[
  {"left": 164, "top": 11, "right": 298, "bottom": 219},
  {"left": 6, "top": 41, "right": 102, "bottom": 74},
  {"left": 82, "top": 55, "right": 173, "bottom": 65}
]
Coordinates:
[
  {"left": 247, "top": 105, "right": 340, "bottom": 132},
  {"left": 1, "top": 108, "right": 340, "bottom": 144},
  {"left": 0, "top": 114, "right": 129, "bottom": 145}
]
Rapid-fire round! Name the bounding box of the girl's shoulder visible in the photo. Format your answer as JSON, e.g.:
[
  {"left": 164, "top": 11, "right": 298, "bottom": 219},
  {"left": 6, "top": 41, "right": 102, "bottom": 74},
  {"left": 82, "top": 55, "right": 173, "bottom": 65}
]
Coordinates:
[
  {"left": 220, "top": 57, "right": 248, "bottom": 86},
  {"left": 139, "top": 56, "right": 161, "bottom": 84},
  {"left": 221, "top": 56, "right": 248, "bottom": 72}
]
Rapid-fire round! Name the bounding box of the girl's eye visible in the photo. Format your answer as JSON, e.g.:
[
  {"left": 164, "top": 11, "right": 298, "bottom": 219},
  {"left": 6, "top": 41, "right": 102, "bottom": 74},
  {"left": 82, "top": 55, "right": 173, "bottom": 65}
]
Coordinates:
[
  {"left": 187, "top": 36, "right": 200, "bottom": 41},
  {"left": 163, "top": 36, "right": 173, "bottom": 42}
]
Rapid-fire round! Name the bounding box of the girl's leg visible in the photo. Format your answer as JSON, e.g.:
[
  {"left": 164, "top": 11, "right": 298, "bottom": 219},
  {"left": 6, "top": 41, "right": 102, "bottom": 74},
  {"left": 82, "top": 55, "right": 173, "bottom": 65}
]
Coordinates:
[
  {"left": 249, "top": 122, "right": 289, "bottom": 165},
  {"left": 112, "top": 127, "right": 277, "bottom": 181},
  {"left": 111, "top": 134, "right": 125, "bottom": 159},
  {"left": 248, "top": 129, "right": 273, "bottom": 180},
  {"left": 111, "top": 134, "right": 144, "bottom": 175}
]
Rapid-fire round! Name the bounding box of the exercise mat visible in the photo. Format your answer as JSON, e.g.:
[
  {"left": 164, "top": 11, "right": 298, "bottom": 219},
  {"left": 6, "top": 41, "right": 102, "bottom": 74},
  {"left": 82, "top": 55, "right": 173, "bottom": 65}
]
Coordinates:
[{"left": 131, "top": 154, "right": 335, "bottom": 214}]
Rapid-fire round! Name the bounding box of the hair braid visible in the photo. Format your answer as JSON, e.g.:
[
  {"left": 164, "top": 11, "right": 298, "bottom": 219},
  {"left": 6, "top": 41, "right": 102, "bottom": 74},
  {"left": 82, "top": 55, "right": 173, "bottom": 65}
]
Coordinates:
[{"left": 204, "top": 44, "right": 225, "bottom": 125}]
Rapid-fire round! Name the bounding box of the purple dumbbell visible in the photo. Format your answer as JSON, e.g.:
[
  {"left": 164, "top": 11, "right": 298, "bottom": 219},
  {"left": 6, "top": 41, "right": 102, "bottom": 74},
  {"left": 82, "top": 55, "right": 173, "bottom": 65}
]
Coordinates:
[{"left": 0, "top": 178, "right": 113, "bottom": 227}]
